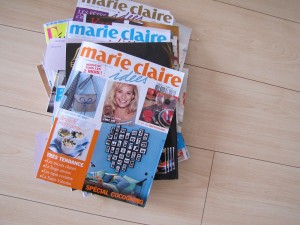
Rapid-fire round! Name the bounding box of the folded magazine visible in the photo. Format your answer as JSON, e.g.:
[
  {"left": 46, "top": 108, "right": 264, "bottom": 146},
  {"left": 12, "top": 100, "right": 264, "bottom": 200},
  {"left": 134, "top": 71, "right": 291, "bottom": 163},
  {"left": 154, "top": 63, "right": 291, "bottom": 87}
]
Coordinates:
[{"left": 36, "top": 41, "right": 185, "bottom": 207}]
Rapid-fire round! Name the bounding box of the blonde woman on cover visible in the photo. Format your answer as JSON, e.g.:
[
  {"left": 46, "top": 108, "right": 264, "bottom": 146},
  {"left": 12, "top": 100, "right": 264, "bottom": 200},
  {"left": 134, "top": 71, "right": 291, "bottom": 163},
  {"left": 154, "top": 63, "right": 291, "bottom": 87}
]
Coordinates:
[{"left": 102, "top": 82, "right": 139, "bottom": 126}]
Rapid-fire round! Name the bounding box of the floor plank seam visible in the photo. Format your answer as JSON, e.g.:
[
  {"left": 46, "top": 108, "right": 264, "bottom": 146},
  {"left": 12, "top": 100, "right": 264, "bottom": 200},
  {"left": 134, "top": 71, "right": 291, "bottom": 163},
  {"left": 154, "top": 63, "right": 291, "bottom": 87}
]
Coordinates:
[
  {"left": 2, "top": 24, "right": 299, "bottom": 93},
  {"left": 0, "top": 193, "right": 148, "bottom": 225},
  {"left": 1, "top": 104, "right": 298, "bottom": 169},
  {"left": 200, "top": 151, "right": 215, "bottom": 225},
  {"left": 185, "top": 63, "right": 300, "bottom": 93},
  {"left": 0, "top": 105, "right": 51, "bottom": 118},
  {"left": 210, "top": 0, "right": 300, "bottom": 24},
  {"left": 186, "top": 144, "right": 300, "bottom": 169},
  {"left": 0, "top": 24, "right": 44, "bottom": 34}
]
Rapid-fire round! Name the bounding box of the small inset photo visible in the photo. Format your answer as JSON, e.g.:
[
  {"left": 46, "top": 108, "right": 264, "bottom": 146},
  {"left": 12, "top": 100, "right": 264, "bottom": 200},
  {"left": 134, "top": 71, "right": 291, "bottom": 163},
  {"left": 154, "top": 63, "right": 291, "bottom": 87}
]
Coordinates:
[
  {"left": 101, "top": 81, "right": 140, "bottom": 126},
  {"left": 139, "top": 88, "right": 177, "bottom": 128},
  {"left": 48, "top": 119, "right": 95, "bottom": 160},
  {"left": 60, "top": 71, "right": 105, "bottom": 118}
]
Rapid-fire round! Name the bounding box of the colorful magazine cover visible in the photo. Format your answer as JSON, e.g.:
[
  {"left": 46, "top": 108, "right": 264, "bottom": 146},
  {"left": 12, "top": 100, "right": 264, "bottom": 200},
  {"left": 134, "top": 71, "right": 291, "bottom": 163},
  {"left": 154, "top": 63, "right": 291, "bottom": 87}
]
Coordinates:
[
  {"left": 36, "top": 41, "right": 185, "bottom": 207},
  {"left": 66, "top": 20, "right": 171, "bottom": 43},
  {"left": 44, "top": 19, "right": 70, "bottom": 44},
  {"left": 66, "top": 42, "right": 179, "bottom": 179},
  {"left": 84, "top": 15, "right": 180, "bottom": 70},
  {"left": 73, "top": 0, "right": 174, "bottom": 25}
]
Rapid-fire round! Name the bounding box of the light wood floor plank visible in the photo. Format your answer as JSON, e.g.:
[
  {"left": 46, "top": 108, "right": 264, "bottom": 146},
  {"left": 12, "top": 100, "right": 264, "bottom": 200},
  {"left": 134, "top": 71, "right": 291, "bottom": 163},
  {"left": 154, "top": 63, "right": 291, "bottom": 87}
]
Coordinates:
[
  {"left": 0, "top": 0, "right": 75, "bottom": 32},
  {"left": 1, "top": 0, "right": 300, "bottom": 90},
  {"left": 0, "top": 26, "right": 48, "bottom": 113},
  {"left": 0, "top": 106, "right": 213, "bottom": 225},
  {"left": 183, "top": 66, "right": 300, "bottom": 167},
  {"left": 139, "top": 0, "right": 300, "bottom": 91},
  {"left": 0, "top": 195, "right": 135, "bottom": 225},
  {"left": 202, "top": 153, "right": 300, "bottom": 225},
  {"left": 215, "top": 0, "right": 300, "bottom": 23}
]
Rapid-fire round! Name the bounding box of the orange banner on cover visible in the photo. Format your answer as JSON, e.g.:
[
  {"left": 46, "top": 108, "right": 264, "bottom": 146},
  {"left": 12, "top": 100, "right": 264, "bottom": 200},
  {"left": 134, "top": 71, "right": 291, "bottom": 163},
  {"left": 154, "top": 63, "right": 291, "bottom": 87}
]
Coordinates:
[{"left": 36, "top": 118, "right": 100, "bottom": 190}]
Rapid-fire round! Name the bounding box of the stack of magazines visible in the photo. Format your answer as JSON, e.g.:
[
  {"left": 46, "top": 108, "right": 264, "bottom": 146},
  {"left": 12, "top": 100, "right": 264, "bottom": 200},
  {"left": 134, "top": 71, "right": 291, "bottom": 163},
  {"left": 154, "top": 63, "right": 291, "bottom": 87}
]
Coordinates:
[{"left": 36, "top": 0, "right": 191, "bottom": 207}]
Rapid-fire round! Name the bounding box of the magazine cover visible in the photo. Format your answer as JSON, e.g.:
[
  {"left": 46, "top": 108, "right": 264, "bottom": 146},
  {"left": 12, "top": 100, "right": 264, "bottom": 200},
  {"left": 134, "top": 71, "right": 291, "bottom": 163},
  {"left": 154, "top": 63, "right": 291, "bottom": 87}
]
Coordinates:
[
  {"left": 36, "top": 41, "right": 185, "bottom": 207},
  {"left": 73, "top": 0, "right": 174, "bottom": 25},
  {"left": 65, "top": 42, "right": 174, "bottom": 81},
  {"left": 44, "top": 19, "right": 70, "bottom": 44},
  {"left": 66, "top": 20, "right": 171, "bottom": 43},
  {"left": 84, "top": 15, "right": 179, "bottom": 70},
  {"left": 65, "top": 42, "right": 178, "bottom": 179}
]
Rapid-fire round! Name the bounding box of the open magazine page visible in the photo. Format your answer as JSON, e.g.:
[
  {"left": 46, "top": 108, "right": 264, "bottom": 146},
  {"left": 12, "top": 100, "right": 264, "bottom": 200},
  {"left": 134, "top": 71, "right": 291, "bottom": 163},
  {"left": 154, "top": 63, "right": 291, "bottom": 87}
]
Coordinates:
[
  {"left": 36, "top": 41, "right": 185, "bottom": 207},
  {"left": 73, "top": 0, "right": 174, "bottom": 25}
]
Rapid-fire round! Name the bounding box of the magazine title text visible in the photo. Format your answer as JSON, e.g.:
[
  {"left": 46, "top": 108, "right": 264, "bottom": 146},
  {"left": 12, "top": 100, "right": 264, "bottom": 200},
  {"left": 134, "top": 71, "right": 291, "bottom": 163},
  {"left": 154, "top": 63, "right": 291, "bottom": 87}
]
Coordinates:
[
  {"left": 80, "top": 46, "right": 182, "bottom": 87},
  {"left": 81, "top": 0, "right": 173, "bottom": 24}
]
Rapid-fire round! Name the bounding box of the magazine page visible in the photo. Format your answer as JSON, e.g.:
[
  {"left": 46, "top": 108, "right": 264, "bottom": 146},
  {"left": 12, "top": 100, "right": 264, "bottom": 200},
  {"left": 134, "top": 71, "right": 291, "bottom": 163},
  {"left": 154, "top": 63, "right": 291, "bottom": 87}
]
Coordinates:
[
  {"left": 155, "top": 111, "right": 178, "bottom": 179},
  {"left": 44, "top": 19, "right": 71, "bottom": 44},
  {"left": 43, "top": 38, "right": 67, "bottom": 87},
  {"left": 66, "top": 21, "right": 171, "bottom": 43},
  {"left": 84, "top": 15, "right": 179, "bottom": 70},
  {"left": 175, "top": 22, "right": 192, "bottom": 71},
  {"left": 177, "top": 68, "right": 190, "bottom": 161},
  {"left": 36, "top": 41, "right": 185, "bottom": 207},
  {"left": 52, "top": 71, "right": 67, "bottom": 116},
  {"left": 73, "top": 0, "right": 174, "bottom": 25}
]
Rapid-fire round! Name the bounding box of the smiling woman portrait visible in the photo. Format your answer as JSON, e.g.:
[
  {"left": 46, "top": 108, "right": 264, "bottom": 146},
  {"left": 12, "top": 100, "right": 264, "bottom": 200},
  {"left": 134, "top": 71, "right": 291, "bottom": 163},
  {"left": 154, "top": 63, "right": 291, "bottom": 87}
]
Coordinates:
[{"left": 102, "top": 81, "right": 139, "bottom": 126}]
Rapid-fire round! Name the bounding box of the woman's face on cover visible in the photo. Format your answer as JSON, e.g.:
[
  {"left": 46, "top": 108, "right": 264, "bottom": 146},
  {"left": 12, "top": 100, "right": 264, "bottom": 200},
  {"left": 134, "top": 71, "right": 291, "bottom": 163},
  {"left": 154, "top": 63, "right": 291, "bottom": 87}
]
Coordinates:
[{"left": 115, "top": 85, "right": 134, "bottom": 108}]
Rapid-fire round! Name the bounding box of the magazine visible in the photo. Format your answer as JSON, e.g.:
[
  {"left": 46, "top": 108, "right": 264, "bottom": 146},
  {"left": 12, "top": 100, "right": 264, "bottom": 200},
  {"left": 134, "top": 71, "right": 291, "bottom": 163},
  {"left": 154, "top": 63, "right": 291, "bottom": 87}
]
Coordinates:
[
  {"left": 42, "top": 38, "right": 67, "bottom": 87},
  {"left": 155, "top": 111, "right": 178, "bottom": 180},
  {"left": 175, "top": 22, "right": 192, "bottom": 71},
  {"left": 46, "top": 70, "right": 66, "bottom": 113},
  {"left": 36, "top": 41, "right": 185, "bottom": 207},
  {"left": 73, "top": 0, "right": 174, "bottom": 25},
  {"left": 66, "top": 20, "right": 171, "bottom": 43},
  {"left": 84, "top": 15, "right": 179, "bottom": 70},
  {"left": 44, "top": 19, "right": 71, "bottom": 44},
  {"left": 66, "top": 42, "right": 178, "bottom": 179},
  {"left": 177, "top": 68, "right": 190, "bottom": 161}
]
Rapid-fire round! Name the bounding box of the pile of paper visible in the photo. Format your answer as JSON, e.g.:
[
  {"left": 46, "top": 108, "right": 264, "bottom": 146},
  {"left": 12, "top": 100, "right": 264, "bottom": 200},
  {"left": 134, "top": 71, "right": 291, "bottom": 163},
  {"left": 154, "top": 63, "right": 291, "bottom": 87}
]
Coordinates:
[{"left": 36, "top": 0, "right": 191, "bottom": 207}]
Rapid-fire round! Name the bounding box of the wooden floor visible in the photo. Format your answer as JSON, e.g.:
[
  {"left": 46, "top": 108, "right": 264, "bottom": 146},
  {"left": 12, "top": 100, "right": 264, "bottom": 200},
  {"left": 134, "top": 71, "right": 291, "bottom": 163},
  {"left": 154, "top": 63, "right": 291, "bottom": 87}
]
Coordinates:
[{"left": 1, "top": 0, "right": 299, "bottom": 224}]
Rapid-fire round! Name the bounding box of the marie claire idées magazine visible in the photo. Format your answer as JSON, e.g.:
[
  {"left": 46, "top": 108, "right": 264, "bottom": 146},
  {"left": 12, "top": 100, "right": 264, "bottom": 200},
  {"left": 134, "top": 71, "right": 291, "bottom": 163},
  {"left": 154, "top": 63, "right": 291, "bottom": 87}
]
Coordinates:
[
  {"left": 73, "top": 0, "right": 174, "bottom": 25},
  {"left": 36, "top": 41, "right": 185, "bottom": 207}
]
